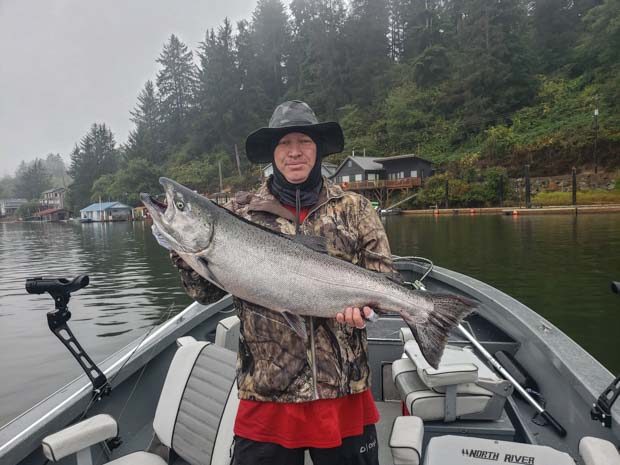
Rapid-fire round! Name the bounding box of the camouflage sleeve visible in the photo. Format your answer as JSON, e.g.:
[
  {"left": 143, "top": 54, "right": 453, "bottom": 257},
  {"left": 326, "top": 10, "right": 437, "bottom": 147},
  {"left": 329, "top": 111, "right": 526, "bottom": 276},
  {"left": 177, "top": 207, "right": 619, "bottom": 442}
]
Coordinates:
[
  {"left": 170, "top": 251, "right": 228, "bottom": 305},
  {"left": 356, "top": 197, "right": 401, "bottom": 280}
]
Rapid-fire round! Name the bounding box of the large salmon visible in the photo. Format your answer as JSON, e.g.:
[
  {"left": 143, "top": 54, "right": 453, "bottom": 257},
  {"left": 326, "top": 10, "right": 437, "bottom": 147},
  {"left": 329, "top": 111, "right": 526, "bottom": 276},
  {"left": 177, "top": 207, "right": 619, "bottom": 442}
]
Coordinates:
[{"left": 141, "top": 177, "right": 475, "bottom": 368}]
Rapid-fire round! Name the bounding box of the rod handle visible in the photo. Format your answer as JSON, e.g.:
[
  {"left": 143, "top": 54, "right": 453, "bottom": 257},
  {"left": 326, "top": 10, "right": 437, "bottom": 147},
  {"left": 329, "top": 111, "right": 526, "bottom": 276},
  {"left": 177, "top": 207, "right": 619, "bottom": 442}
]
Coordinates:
[{"left": 540, "top": 410, "right": 567, "bottom": 437}]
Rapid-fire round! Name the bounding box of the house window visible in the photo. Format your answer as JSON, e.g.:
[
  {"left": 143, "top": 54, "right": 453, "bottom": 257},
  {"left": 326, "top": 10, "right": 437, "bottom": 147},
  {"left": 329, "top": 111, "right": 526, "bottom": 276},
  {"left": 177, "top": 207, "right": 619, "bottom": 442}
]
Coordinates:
[
  {"left": 341, "top": 175, "right": 350, "bottom": 183},
  {"left": 347, "top": 161, "right": 352, "bottom": 167},
  {"left": 411, "top": 170, "right": 418, "bottom": 178},
  {"left": 355, "top": 174, "right": 362, "bottom": 181},
  {"left": 367, "top": 173, "right": 377, "bottom": 181},
  {"left": 400, "top": 172, "right": 405, "bottom": 179}
]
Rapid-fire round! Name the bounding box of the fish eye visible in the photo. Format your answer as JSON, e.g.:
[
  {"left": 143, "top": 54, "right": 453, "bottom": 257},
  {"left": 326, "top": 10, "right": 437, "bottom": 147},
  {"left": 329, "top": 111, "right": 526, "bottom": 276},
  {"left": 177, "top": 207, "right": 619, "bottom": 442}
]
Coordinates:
[{"left": 176, "top": 200, "right": 185, "bottom": 210}]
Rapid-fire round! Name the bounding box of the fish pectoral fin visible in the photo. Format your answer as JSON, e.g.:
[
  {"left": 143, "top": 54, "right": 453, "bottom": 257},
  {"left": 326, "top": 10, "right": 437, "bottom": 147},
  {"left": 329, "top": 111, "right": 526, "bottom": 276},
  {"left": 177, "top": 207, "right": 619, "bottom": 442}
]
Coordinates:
[
  {"left": 281, "top": 311, "right": 308, "bottom": 339},
  {"left": 198, "top": 257, "right": 225, "bottom": 289},
  {"left": 291, "top": 235, "right": 329, "bottom": 254}
]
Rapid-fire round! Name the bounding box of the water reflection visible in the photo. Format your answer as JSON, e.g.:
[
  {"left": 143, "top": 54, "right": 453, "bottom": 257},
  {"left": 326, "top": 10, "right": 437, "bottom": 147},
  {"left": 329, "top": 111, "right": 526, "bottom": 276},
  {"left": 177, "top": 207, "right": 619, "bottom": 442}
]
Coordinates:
[
  {"left": 1, "top": 214, "right": 619, "bottom": 427},
  {"left": 0, "top": 221, "right": 190, "bottom": 426},
  {"left": 383, "top": 214, "right": 620, "bottom": 375}
]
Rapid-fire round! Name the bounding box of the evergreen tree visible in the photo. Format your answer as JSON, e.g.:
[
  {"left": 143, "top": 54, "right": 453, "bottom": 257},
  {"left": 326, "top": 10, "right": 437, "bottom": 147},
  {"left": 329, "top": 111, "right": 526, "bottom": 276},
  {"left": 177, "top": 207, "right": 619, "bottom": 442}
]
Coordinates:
[
  {"left": 67, "top": 123, "right": 118, "bottom": 209},
  {"left": 126, "top": 80, "right": 165, "bottom": 163},
  {"left": 577, "top": 0, "right": 620, "bottom": 68},
  {"left": 42, "top": 153, "right": 70, "bottom": 187},
  {"left": 194, "top": 18, "right": 243, "bottom": 152},
  {"left": 343, "top": 0, "right": 392, "bottom": 105},
  {"left": 443, "top": 0, "right": 536, "bottom": 132},
  {"left": 250, "top": 0, "right": 291, "bottom": 106},
  {"left": 156, "top": 34, "right": 198, "bottom": 147},
  {"left": 288, "top": 0, "right": 348, "bottom": 115},
  {"left": 15, "top": 159, "right": 51, "bottom": 200}
]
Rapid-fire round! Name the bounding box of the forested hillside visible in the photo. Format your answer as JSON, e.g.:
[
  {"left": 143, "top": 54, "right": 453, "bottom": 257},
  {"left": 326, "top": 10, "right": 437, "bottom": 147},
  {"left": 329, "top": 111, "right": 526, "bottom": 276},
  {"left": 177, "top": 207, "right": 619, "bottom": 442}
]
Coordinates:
[{"left": 5, "top": 0, "right": 619, "bottom": 210}]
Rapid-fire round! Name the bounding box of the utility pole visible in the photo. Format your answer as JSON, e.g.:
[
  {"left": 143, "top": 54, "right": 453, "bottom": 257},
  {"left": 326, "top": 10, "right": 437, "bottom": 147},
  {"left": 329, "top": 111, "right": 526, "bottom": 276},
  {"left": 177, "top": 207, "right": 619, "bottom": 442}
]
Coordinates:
[
  {"left": 524, "top": 164, "right": 531, "bottom": 209},
  {"left": 218, "top": 161, "right": 223, "bottom": 193},
  {"left": 593, "top": 108, "right": 599, "bottom": 175},
  {"left": 234, "top": 144, "right": 242, "bottom": 176}
]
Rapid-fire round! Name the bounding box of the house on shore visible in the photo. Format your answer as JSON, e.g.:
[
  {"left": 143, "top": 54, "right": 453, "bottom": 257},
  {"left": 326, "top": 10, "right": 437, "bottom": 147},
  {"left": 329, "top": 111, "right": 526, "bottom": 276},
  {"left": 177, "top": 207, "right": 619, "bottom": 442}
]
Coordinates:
[
  {"left": 35, "top": 208, "right": 69, "bottom": 222},
  {"left": 331, "top": 154, "right": 433, "bottom": 205},
  {"left": 332, "top": 154, "right": 433, "bottom": 186},
  {"left": 80, "top": 202, "right": 132, "bottom": 222},
  {"left": 41, "top": 187, "right": 66, "bottom": 209},
  {"left": 0, "top": 199, "right": 28, "bottom": 217}
]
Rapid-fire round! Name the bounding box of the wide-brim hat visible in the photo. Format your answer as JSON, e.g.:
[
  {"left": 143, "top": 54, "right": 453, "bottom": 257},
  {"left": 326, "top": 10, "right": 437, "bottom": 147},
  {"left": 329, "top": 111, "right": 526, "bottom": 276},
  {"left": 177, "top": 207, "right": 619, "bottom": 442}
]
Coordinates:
[{"left": 245, "top": 100, "right": 344, "bottom": 163}]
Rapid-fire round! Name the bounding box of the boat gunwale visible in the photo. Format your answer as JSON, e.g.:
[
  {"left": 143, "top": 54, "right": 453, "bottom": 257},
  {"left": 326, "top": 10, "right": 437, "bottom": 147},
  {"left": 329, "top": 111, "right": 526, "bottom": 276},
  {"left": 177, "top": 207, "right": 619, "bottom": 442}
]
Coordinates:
[
  {"left": 0, "top": 296, "right": 233, "bottom": 464},
  {"left": 396, "top": 261, "right": 619, "bottom": 436}
]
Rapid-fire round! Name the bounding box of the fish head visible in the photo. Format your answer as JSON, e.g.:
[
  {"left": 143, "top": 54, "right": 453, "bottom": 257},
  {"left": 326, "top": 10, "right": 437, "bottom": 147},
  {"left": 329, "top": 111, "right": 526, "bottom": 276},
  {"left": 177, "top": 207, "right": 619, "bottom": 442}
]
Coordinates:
[{"left": 140, "top": 177, "right": 216, "bottom": 259}]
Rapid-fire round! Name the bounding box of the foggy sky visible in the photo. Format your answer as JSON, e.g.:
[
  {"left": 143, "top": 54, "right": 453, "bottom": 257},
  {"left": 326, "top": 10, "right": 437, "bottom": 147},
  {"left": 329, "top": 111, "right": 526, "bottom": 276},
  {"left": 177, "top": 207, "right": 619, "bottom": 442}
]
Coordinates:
[{"left": 0, "top": 0, "right": 257, "bottom": 176}]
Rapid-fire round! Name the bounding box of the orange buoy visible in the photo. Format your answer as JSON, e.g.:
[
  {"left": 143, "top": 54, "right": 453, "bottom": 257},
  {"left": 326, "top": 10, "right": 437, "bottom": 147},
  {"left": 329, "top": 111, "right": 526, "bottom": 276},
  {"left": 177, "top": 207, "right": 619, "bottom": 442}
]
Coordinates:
[
  {"left": 434, "top": 209, "right": 439, "bottom": 215},
  {"left": 513, "top": 210, "right": 519, "bottom": 216},
  {"left": 341, "top": 182, "right": 349, "bottom": 189},
  {"left": 470, "top": 208, "right": 475, "bottom": 214}
]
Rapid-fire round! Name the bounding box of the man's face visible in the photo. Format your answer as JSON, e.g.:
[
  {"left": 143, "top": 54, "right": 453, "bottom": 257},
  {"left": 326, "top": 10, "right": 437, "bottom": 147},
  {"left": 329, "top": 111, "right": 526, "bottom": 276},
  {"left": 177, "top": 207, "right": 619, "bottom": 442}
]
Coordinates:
[{"left": 273, "top": 132, "right": 317, "bottom": 184}]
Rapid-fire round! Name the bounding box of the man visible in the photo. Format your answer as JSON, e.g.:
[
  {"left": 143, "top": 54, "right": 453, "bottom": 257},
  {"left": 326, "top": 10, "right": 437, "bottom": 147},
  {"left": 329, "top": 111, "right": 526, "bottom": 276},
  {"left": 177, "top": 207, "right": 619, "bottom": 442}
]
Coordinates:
[{"left": 172, "top": 100, "right": 398, "bottom": 465}]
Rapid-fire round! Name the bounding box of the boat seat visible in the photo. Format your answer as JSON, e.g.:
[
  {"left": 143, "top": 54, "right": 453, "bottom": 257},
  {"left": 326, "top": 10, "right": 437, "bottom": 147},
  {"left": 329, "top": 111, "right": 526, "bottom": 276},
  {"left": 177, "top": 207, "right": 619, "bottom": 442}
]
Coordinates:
[
  {"left": 42, "top": 338, "right": 239, "bottom": 465},
  {"left": 389, "top": 416, "right": 424, "bottom": 465},
  {"left": 392, "top": 335, "right": 512, "bottom": 422},
  {"left": 215, "top": 315, "right": 240, "bottom": 352},
  {"left": 423, "top": 435, "right": 576, "bottom": 464},
  {"left": 579, "top": 436, "right": 620, "bottom": 465}
]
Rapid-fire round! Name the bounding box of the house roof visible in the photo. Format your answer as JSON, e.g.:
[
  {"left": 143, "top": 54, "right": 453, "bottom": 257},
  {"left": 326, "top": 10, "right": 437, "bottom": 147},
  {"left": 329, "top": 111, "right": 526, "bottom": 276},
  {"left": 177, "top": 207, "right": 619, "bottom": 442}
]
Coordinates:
[
  {"left": 375, "top": 154, "right": 432, "bottom": 164},
  {"left": 42, "top": 187, "right": 65, "bottom": 194},
  {"left": 332, "top": 156, "right": 384, "bottom": 178},
  {"left": 36, "top": 208, "right": 66, "bottom": 216},
  {"left": 80, "top": 202, "right": 132, "bottom": 212}
]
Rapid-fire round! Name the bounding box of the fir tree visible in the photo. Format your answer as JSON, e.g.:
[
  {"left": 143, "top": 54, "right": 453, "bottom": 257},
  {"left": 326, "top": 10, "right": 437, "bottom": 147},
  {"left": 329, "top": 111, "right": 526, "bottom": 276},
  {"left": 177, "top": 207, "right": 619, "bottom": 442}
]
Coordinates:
[{"left": 156, "top": 34, "right": 198, "bottom": 148}]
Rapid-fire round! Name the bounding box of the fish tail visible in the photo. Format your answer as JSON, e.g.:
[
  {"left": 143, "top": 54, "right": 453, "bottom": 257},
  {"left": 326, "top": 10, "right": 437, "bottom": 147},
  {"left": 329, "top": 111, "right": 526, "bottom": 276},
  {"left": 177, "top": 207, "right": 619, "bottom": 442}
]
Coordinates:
[{"left": 400, "top": 294, "right": 476, "bottom": 369}]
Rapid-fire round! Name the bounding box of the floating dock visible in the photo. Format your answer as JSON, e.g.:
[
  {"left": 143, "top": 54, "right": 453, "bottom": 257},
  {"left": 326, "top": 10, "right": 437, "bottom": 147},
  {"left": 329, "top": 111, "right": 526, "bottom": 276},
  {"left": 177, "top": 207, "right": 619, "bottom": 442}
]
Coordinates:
[{"left": 401, "top": 205, "right": 620, "bottom": 216}]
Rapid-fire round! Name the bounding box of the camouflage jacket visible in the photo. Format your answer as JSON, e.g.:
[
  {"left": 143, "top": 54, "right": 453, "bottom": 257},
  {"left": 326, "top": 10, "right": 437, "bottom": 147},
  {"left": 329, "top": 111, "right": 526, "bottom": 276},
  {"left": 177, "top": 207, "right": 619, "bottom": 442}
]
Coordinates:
[{"left": 173, "top": 177, "right": 397, "bottom": 402}]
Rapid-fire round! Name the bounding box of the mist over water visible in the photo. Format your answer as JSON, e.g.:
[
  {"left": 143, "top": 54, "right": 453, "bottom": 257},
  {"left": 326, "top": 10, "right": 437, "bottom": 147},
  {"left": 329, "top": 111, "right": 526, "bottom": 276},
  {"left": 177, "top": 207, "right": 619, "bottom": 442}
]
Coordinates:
[{"left": 1, "top": 214, "right": 619, "bottom": 426}]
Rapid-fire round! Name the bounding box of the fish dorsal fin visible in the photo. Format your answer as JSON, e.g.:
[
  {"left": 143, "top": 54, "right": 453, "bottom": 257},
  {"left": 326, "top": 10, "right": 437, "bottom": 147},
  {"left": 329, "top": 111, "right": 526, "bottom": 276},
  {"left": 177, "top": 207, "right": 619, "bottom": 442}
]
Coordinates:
[
  {"left": 281, "top": 311, "right": 308, "bottom": 339},
  {"left": 290, "top": 235, "right": 329, "bottom": 254}
]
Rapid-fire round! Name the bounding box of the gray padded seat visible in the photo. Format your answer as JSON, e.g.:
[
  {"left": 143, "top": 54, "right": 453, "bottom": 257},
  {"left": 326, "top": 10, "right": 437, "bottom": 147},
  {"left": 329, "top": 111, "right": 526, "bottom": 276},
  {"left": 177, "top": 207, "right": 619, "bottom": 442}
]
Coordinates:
[
  {"left": 115, "top": 340, "right": 238, "bottom": 465},
  {"left": 392, "top": 335, "right": 512, "bottom": 422},
  {"left": 42, "top": 339, "right": 238, "bottom": 465},
  {"left": 215, "top": 315, "right": 240, "bottom": 352},
  {"left": 423, "top": 435, "right": 576, "bottom": 465},
  {"left": 389, "top": 416, "right": 424, "bottom": 465},
  {"left": 579, "top": 437, "right": 620, "bottom": 465}
]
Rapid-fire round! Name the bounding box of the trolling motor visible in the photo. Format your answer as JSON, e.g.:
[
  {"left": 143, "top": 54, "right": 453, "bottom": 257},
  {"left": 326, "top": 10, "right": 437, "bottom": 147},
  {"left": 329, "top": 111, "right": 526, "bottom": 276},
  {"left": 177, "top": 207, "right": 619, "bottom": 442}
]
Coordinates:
[
  {"left": 590, "top": 281, "right": 620, "bottom": 428},
  {"left": 25, "top": 275, "right": 111, "bottom": 396}
]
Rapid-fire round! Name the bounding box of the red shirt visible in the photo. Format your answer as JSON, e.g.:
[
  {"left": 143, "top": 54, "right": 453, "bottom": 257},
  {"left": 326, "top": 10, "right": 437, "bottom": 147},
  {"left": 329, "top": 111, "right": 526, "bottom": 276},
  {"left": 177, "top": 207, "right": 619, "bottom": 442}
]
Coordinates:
[
  {"left": 234, "top": 205, "right": 379, "bottom": 448},
  {"left": 234, "top": 390, "right": 379, "bottom": 448},
  {"left": 283, "top": 204, "right": 310, "bottom": 223}
]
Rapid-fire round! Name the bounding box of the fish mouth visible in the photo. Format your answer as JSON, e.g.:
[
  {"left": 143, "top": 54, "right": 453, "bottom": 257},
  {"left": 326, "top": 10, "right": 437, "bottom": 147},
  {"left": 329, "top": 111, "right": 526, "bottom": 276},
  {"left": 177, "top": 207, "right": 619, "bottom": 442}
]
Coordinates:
[{"left": 140, "top": 193, "right": 168, "bottom": 219}]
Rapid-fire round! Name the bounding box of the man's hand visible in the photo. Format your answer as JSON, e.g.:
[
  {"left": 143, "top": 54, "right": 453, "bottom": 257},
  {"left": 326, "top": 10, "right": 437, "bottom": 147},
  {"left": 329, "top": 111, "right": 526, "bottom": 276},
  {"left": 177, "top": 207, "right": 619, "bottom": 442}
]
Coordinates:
[{"left": 337, "top": 306, "right": 374, "bottom": 329}]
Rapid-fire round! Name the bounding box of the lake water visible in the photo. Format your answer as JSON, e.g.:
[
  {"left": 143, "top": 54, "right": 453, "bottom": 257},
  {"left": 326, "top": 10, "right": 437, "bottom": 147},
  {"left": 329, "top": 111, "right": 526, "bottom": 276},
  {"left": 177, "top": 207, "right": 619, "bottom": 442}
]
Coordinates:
[{"left": 1, "top": 214, "right": 619, "bottom": 426}]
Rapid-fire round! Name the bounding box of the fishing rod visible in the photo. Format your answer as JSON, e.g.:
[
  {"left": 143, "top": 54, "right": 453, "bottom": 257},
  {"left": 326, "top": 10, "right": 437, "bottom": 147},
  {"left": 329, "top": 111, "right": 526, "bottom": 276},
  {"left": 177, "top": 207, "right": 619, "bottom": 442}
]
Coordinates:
[{"left": 394, "top": 256, "right": 567, "bottom": 437}]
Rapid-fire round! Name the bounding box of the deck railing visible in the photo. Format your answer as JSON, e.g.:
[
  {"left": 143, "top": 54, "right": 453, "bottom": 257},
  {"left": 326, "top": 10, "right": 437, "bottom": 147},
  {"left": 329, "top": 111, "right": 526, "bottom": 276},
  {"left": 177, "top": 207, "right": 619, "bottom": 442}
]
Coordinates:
[{"left": 344, "top": 177, "right": 422, "bottom": 190}]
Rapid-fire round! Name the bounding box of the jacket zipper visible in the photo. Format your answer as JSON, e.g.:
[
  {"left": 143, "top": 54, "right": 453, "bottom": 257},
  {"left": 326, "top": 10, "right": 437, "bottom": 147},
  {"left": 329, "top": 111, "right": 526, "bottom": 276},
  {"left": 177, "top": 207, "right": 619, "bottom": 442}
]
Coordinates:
[{"left": 300, "top": 188, "right": 345, "bottom": 400}]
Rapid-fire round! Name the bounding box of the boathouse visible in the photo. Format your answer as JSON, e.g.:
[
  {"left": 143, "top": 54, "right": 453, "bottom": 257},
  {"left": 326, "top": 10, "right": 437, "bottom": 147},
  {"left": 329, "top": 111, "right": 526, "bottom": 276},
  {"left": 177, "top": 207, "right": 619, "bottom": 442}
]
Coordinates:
[
  {"left": 80, "top": 202, "right": 132, "bottom": 222},
  {"left": 35, "top": 208, "right": 68, "bottom": 222}
]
